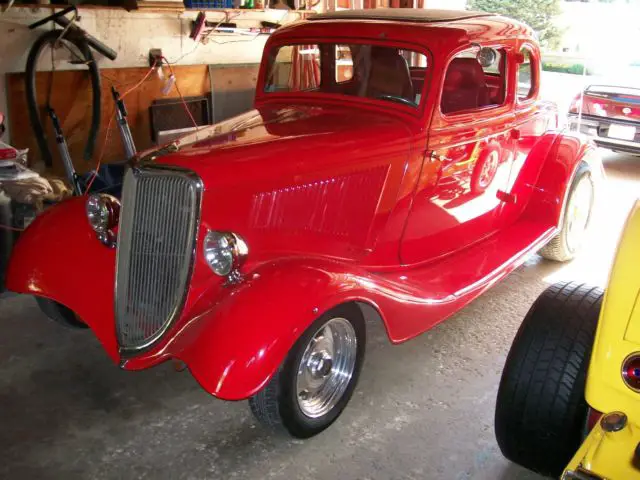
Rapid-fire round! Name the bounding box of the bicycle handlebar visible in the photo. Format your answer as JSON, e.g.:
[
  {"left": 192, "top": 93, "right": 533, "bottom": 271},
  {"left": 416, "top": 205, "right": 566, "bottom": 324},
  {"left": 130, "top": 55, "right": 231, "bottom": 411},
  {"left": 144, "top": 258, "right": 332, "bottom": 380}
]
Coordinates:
[
  {"left": 28, "top": 5, "right": 77, "bottom": 30},
  {"left": 28, "top": 6, "right": 118, "bottom": 61}
]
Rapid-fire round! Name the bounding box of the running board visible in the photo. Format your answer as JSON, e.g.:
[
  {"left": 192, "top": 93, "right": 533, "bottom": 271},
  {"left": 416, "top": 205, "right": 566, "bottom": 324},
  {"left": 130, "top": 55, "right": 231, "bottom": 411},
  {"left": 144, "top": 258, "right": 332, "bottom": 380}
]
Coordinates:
[{"left": 372, "top": 219, "right": 557, "bottom": 342}]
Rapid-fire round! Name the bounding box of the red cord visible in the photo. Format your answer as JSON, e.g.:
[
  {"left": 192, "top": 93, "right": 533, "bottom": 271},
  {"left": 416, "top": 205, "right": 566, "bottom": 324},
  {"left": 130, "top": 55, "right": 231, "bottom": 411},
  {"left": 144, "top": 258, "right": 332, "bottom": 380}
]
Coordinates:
[
  {"left": 122, "top": 60, "right": 157, "bottom": 100},
  {"left": 83, "top": 62, "right": 157, "bottom": 195},
  {"left": 83, "top": 113, "right": 114, "bottom": 195},
  {"left": 161, "top": 57, "right": 199, "bottom": 129},
  {"left": 84, "top": 59, "right": 199, "bottom": 195}
]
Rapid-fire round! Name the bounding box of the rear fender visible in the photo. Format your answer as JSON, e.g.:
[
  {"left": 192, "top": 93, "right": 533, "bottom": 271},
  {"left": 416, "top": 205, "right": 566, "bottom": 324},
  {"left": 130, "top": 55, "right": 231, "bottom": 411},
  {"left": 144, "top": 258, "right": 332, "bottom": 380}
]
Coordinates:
[
  {"left": 166, "top": 259, "right": 386, "bottom": 401},
  {"left": 6, "top": 197, "right": 118, "bottom": 361},
  {"left": 523, "top": 132, "right": 602, "bottom": 227}
]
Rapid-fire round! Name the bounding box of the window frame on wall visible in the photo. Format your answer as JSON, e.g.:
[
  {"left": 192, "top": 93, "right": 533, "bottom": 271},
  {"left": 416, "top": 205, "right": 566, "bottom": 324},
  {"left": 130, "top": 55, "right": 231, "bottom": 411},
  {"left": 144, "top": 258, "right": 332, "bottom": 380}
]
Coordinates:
[{"left": 516, "top": 44, "right": 538, "bottom": 104}]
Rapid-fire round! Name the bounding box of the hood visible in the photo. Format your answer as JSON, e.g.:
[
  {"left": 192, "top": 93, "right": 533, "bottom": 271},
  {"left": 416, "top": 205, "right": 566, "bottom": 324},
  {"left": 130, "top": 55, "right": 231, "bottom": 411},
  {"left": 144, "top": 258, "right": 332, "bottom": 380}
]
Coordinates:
[{"left": 144, "top": 104, "right": 413, "bottom": 187}]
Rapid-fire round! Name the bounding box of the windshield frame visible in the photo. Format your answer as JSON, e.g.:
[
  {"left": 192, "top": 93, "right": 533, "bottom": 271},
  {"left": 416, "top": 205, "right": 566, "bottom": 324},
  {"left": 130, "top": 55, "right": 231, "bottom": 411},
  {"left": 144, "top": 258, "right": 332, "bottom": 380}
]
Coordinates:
[{"left": 256, "top": 36, "right": 433, "bottom": 117}]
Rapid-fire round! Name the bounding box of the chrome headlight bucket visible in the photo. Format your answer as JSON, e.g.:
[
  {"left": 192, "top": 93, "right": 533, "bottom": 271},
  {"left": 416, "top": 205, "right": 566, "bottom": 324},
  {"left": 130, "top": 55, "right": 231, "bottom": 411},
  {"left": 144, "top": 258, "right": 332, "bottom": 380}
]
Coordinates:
[
  {"left": 86, "top": 193, "right": 120, "bottom": 247},
  {"left": 203, "top": 231, "right": 248, "bottom": 279}
]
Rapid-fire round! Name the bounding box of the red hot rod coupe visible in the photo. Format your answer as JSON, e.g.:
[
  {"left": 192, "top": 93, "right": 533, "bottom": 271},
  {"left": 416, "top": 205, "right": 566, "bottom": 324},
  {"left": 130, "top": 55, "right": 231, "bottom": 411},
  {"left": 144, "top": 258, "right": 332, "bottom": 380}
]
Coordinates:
[{"left": 7, "top": 9, "right": 602, "bottom": 438}]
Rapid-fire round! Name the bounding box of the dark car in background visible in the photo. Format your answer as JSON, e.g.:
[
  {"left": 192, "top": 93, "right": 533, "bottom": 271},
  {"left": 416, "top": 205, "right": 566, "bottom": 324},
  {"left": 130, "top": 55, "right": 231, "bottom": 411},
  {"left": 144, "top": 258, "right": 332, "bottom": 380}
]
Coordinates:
[{"left": 569, "top": 84, "right": 640, "bottom": 155}]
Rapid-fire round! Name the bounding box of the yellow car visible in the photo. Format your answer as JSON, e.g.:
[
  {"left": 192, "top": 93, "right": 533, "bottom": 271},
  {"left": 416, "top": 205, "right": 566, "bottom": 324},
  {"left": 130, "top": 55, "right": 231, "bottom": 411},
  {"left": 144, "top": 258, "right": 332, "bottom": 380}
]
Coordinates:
[{"left": 495, "top": 200, "right": 640, "bottom": 479}]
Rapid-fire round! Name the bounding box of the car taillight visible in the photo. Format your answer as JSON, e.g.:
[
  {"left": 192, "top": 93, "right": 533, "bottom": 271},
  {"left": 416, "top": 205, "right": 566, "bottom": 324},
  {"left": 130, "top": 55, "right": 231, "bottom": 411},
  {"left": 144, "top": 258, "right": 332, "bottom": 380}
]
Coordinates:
[
  {"left": 569, "top": 94, "right": 582, "bottom": 113},
  {"left": 587, "top": 407, "right": 602, "bottom": 431},
  {"left": 622, "top": 353, "right": 640, "bottom": 392}
]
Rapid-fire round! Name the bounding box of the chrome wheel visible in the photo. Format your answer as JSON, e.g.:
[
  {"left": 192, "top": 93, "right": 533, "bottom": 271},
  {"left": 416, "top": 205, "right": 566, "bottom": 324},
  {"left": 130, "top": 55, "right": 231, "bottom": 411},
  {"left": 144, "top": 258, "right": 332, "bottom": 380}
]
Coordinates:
[
  {"left": 296, "top": 317, "right": 357, "bottom": 419},
  {"left": 566, "top": 175, "right": 593, "bottom": 252},
  {"left": 478, "top": 151, "right": 499, "bottom": 189}
]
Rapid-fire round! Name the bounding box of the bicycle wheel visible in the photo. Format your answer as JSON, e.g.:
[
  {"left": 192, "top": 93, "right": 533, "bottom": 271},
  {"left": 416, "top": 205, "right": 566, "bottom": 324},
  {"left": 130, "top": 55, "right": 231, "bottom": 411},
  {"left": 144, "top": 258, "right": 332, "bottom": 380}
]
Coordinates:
[{"left": 25, "top": 29, "right": 101, "bottom": 167}]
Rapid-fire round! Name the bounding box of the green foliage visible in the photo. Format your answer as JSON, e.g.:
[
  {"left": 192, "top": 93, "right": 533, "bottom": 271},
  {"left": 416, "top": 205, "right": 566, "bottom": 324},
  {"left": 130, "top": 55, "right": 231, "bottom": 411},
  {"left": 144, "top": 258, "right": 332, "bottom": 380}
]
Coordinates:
[
  {"left": 467, "top": 0, "right": 563, "bottom": 49},
  {"left": 541, "top": 62, "right": 593, "bottom": 75}
]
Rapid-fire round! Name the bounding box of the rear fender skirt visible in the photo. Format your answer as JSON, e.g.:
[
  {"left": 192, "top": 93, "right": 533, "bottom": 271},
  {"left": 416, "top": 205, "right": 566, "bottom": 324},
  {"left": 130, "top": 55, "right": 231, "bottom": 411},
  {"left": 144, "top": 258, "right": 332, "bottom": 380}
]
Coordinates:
[
  {"left": 6, "top": 197, "right": 119, "bottom": 361},
  {"left": 523, "top": 133, "right": 602, "bottom": 228}
]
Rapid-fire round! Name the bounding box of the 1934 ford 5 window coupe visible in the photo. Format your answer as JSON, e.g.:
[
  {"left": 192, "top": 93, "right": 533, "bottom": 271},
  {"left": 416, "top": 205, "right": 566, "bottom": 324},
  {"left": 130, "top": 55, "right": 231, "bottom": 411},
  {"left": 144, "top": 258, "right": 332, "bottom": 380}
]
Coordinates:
[{"left": 7, "top": 9, "right": 602, "bottom": 438}]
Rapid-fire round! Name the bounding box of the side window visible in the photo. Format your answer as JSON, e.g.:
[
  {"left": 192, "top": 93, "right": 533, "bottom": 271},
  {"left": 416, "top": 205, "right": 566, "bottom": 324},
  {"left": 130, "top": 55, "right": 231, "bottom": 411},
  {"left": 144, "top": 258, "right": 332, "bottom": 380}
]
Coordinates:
[
  {"left": 335, "top": 46, "right": 353, "bottom": 83},
  {"left": 517, "top": 47, "right": 535, "bottom": 101},
  {"left": 441, "top": 47, "right": 506, "bottom": 115}
]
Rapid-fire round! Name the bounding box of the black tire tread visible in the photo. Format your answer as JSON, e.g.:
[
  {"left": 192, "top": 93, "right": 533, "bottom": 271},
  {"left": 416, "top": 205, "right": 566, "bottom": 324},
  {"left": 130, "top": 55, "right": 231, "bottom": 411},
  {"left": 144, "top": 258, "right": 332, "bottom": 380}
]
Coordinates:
[
  {"left": 35, "top": 297, "right": 87, "bottom": 329},
  {"left": 248, "top": 304, "right": 365, "bottom": 438},
  {"left": 248, "top": 370, "right": 285, "bottom": 430},
  {"left": 495, "top": 281, "right": 603, "bottom": 477}
]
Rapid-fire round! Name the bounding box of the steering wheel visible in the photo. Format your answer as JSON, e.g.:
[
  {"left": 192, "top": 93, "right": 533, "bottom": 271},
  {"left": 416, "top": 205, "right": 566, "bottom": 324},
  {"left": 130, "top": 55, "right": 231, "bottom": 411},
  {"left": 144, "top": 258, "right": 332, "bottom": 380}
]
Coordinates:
[{"left": 375, "top": 94, "right": 416, "bottom": 107}]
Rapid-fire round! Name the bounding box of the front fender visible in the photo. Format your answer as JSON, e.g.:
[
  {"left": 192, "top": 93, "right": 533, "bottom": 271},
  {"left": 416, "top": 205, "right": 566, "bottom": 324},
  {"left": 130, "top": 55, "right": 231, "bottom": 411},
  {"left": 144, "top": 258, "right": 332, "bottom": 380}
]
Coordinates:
[
  {"left": 6, "top": 197, "right": 119, "bottom": 361},
  {"left": 165, "top": 259, "right": 373, "bottom": 401}
]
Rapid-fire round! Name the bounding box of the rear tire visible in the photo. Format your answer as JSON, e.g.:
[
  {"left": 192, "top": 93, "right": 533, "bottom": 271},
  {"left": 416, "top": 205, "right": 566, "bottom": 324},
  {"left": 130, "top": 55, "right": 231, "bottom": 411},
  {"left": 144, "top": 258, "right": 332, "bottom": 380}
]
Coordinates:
[
  {"left": 35, "top": 297, "right": 87, "bottom": 329},
  {"left": 495, "top": 281, "right": 603, "bottom": 477},
  {"left": 539, "top": 163, "right": 594, "bottom": 262},
  {"left": 249, "top": 304, "right": 365, "bottom": 438}
]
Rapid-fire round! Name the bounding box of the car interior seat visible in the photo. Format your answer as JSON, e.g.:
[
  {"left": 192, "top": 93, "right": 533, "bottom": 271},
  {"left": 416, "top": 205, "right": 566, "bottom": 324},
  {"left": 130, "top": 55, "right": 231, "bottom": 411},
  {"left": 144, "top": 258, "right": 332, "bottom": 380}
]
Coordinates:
[
  {"left": 441, "top": 57, "right": 491, "bottom": 114},
  {"left": 365, "top": 47, "right": 414, "bottom": 101}
]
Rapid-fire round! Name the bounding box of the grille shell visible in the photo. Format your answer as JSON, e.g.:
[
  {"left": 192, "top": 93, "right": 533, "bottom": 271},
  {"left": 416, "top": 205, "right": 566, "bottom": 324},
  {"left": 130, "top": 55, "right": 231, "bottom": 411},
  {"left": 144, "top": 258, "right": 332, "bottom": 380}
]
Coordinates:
[{"left": 115, "top": 166, "right": 202, "bottom": 354}]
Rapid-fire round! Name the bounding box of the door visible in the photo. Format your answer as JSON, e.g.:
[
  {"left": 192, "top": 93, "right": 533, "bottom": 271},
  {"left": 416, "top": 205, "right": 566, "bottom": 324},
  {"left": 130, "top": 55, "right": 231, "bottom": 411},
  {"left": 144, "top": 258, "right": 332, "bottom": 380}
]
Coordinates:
[
  {"left": 500, "top": 42, "right": 552, "bottom": 225},
  {"left": 400, "top": 47, "right": 515, "bottom": 265}
]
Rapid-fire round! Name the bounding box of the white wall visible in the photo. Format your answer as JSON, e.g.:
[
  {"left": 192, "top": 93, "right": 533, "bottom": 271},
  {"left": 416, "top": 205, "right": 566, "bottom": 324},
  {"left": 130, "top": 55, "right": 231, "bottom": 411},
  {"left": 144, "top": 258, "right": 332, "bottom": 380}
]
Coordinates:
[
  {"left": 426, "top": 0, "right": 466, "bottom": 9},
  {"left": 0, "top": 1, "right": 468, "bottom": 142},
  {"left": 0, "top": 7, "right": 303, "bottom": 141},
  {"left": 556, "top": 0, "right": 640, "bottom": 63}
]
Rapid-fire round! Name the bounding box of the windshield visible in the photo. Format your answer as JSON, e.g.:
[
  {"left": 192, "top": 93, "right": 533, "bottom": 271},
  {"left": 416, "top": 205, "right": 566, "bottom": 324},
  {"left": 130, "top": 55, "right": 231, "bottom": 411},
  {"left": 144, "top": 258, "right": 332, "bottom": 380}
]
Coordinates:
[{"left": 264, "top": 43, "right": 428, "bottom": 108}]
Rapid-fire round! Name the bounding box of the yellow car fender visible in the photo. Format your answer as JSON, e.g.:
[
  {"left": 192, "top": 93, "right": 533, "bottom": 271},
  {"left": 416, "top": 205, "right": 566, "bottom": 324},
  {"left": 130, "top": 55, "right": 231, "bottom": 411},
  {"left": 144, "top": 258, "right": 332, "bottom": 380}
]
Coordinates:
[{"left": 565, "top": 200, "right": 640, "bottom": 478}]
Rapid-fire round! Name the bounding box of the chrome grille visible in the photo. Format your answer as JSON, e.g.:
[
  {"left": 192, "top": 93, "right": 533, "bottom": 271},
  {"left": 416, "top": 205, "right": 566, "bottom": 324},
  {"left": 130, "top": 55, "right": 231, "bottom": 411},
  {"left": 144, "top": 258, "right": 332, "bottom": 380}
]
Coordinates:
[{"left": 115, "top": 167, "right": 201, "bottom": 352}]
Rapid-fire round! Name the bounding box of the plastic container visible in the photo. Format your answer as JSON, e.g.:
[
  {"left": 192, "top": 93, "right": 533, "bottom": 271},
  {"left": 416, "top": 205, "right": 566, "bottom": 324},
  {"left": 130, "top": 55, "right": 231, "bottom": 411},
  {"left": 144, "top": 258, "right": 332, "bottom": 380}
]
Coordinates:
[{"left": 183, "top": 0, "right": 235, "bottom": 8}]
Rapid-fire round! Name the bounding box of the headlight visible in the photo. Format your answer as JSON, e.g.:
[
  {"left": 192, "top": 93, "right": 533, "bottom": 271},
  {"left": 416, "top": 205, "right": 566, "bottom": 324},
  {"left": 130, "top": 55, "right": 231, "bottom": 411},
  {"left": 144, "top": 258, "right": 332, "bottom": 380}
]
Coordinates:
[
  {"left": 203, "top": 231, "right": 248, "bottom": 277},
  {"left": 86, "top": 194, "right": 120, "bottom": 246}
]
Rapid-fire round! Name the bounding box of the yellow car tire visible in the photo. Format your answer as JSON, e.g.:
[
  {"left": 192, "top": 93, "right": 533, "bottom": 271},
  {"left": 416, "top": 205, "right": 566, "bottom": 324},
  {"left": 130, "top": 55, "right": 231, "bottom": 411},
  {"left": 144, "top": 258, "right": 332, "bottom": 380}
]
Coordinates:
[{"left": 495, "top": 281, "right": 603, "bottom": 477}]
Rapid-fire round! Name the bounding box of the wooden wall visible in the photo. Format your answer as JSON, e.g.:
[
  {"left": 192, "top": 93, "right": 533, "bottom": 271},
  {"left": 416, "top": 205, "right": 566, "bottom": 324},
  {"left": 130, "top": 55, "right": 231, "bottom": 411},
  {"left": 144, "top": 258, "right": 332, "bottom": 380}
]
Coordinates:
[{"left": 7, "top": 65, "right": 211, "bottom": 176}]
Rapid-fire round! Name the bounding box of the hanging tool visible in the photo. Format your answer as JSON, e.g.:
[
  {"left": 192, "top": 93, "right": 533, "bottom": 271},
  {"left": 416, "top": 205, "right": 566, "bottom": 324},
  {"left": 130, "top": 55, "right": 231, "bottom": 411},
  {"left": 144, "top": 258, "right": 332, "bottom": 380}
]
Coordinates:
[
  {"left": 189, "top": 11, "right": 279, "bottom": 43},
  {"left": 47, "top": 108, "right": 82, "bottom": 195},
  {"left": 112, "top": 87, "right": 137, "bottom": 160}
]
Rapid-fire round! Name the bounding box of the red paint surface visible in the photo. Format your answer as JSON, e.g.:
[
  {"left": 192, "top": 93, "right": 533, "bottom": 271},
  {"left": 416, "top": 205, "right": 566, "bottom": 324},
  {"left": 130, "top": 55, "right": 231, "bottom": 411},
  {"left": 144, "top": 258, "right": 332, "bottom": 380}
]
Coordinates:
[{"left": 6, "top": 14, "right": 600, "bottom": 401}]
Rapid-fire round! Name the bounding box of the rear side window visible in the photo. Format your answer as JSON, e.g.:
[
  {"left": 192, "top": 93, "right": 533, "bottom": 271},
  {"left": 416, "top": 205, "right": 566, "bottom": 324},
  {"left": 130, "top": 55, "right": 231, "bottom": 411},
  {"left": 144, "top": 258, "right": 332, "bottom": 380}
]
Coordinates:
[
  {"left": 518, "top": 47, "right": 535, "bottom": 101},
  {"left": 441, "top": 47, "right": 506, "bottom": 115}
]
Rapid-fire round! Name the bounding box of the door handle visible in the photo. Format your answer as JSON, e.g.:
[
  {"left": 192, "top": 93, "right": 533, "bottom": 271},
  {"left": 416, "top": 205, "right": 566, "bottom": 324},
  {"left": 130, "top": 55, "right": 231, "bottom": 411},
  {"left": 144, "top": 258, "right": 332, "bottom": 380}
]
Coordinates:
[
  {"left": 510, "top": 128, "right": 521, "bottom": 140},
  {"left": 429, "top": 151, "right": 450, "bottom": 162}
]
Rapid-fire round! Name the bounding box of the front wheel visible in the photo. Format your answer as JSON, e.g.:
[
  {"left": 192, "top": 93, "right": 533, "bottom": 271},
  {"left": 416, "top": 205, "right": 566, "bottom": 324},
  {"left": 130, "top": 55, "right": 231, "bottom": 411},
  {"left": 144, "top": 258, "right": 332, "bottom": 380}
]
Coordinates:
[
  {"left": 249, "top": 304, "right": 366, "bottom": 438},
  {"left": 35, "top": 297, "right": 87, "bottom": 329}
]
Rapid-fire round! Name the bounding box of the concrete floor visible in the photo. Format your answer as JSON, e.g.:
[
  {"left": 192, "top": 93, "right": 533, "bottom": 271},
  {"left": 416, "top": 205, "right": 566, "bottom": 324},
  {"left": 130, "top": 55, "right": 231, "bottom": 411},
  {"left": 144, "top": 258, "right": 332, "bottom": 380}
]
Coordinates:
[{"left": 0, "top": 151, "right": 638, "bottom": 480}]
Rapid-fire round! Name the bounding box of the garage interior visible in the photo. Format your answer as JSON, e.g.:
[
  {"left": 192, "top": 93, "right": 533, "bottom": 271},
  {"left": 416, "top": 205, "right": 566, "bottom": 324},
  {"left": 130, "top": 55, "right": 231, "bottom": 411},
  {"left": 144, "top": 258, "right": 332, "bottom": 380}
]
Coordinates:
[{"left": 1, "top": 0, "right": 639, "bottom": 479}]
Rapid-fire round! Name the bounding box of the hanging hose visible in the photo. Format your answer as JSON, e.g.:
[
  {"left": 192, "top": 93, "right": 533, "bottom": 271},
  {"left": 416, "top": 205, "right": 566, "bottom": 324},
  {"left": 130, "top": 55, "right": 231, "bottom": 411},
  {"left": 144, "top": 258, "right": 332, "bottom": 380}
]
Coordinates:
[{"left": 25, "top": 29, "right": 102, "bottom": 167}]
